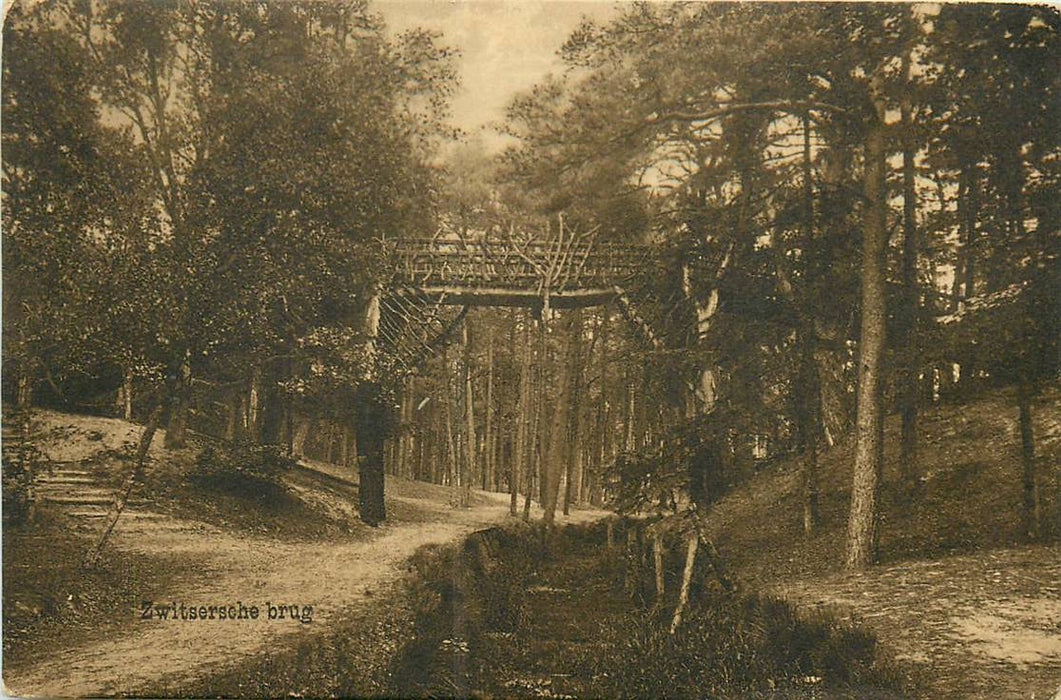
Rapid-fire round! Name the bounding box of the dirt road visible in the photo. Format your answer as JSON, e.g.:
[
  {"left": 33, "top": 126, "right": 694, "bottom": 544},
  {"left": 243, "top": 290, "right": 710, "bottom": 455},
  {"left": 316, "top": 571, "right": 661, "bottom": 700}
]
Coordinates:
[{"left": 5, "top": 498, "right": 532, "bottom": 697}]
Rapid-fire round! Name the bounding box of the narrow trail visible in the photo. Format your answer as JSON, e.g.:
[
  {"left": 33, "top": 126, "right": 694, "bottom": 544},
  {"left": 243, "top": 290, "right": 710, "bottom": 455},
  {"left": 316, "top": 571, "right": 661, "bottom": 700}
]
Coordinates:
[{"left": 6, "top": 499, "right": 547, "bottom": 698}]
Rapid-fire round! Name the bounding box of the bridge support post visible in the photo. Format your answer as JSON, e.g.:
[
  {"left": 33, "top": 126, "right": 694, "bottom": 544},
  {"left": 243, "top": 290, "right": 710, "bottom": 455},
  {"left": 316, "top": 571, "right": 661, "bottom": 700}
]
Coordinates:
[
  {"left": 357, "top": 286, "right": 387, "bottom": 526},
  {"left": 355, "top": 382, "right": 387, "bottom": 526}
]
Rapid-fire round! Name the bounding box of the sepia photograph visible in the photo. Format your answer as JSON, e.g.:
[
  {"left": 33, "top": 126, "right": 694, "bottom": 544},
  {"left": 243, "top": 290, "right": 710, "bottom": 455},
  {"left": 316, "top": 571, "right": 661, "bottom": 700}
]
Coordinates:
[{"left": 1, "top": 1, "right": 1059, "bottom": 697}]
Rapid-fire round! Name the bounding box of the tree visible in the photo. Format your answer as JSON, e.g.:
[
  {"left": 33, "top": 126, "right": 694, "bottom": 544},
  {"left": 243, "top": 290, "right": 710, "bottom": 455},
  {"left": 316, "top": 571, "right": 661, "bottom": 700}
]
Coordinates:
[{"left": 6, "top": 0, "right": 457, "bottom": 528}]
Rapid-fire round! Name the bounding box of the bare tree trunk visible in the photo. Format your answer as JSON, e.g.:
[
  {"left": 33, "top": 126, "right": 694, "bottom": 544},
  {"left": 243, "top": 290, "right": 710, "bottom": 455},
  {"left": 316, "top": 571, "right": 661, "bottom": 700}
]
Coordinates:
[
  {"left": 512, "top": 311, "right": 531, "bottom": 516},
  {"left": 246, "top": 366, "right": 261, "bottom": 439},
  {"left": 670, "top": 534, "right": 699, "bottom": 634},
  {"left": 224, "top": 385, "right": 241, "bottom": 441},
  {"left": 357, "top": 290, "right": 387, "bottom": 526},
  {"left": 624, "top": 374, "right": 636, "bottom": 453},
  {"left": 524, "top": 311, "right": 546, "bottom": 521},
  {"left": 344, "top": 422, "right": 358, "bottom": 470},
  {"left": 846, "top": 97, "right": 889, "bottom": 570},
  {"left": 117, "top": 367, "right": 134, "bottom": 421},
  {"left": 163, "top": 356, "right": 191, "bottom": 449},
  {"left": 292, "top": 417, "right": 310, "bottom": 458},
  {"left": 1018, "top": 380, "right": 1041, "bottom": 541},
  {"left": 563, "top": 309, "right": 583, "bottom": 516},
  {"left": 484, "top": 326, "right": 495, "bottom": 491},
  {"left": 444, "top": 347, "right": 458, "bottom": 489},
  {"left": 596, "top": 309, "right": 612, "bottom": 506},
  {"left": 542, "top": 312, "right": 571, "bottom": 527},
  {"left": 798, "top": 340, "right": 822, "bottom": 535},
  {"left": 653, "top": 533, "right": 665, "bottom": 603},
  {"left": 17, "top": 369, "right": 32, "bottom": 408},
  {"left": 799, "top": 110, "right": 821, "bottom": 534},
  {"left": 898, "top": 36, "right": 921, "bottom": 492},
  {"left": 461, "top": 319, "right": 475, "bottom": 507}
]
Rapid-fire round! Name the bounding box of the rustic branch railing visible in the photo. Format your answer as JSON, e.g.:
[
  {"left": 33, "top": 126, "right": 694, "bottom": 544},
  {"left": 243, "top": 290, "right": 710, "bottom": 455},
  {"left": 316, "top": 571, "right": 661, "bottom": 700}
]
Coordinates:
[{"left": 390, "top": 238, "right": 654, "bottom": 294}]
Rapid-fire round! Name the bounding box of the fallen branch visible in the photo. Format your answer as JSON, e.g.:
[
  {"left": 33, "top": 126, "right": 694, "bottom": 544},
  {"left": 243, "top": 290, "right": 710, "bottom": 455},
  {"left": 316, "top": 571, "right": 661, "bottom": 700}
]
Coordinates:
[{"left": 82, "top": 402, "right": 166, "bottom": 568}]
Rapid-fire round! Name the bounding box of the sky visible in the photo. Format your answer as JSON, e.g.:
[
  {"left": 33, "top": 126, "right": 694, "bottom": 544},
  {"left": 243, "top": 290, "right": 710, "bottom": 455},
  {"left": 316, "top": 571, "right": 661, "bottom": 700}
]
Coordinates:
[{"left": 376, "top": 1, "right": 621, "bottom": 149}]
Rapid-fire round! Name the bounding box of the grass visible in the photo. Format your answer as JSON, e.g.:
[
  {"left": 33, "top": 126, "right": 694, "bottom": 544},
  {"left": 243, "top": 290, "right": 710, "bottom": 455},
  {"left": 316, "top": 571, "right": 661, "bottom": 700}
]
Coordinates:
[
  {"left": 388, "top": 522, "right": 909, "bottom": 699},
  {"left": 1, "top": 511, "right": 196, "bottom": 671}
]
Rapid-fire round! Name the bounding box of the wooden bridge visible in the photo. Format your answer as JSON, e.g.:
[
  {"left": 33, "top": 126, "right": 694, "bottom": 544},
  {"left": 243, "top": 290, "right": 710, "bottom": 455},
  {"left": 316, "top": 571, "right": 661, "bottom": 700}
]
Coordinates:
[
  {"left": 373, "top": 236, "right": 660, "bottom": 372},
  {"left": 389, "top": 238, "right": 656, "bottom": 309}
]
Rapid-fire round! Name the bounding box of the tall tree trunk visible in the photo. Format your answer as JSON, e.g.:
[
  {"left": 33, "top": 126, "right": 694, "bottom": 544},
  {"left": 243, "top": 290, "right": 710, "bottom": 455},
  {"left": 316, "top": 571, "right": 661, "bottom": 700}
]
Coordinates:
[
  {"left": 225, "top": 389, "right": 239, "bottom": 442},
  {"left": 624, "top": 373, "right": 636, "bottom": 453},
  {"left": 292, "top": 417, "right": 310, "bottom": 458},
  {"left": 542, "top": 313, "right": 570, "bottom": 527},
  {"left": 444, "top": 345, "right": 458, "bottom": 489},
  {"left": 898, "top": 38, "right": 920, "bottom": 491},
  {"left": 1017, "top": 380, "right": 1041, "bottom": 541},
  {"left": 846, "top": 99, "right": 889, "bottom": 570},
  {"left": 460, "top": 319, "right": 475, "bottom": 507},
  {"left": 163, "top": 355, "right": 191, "bottom": 449},
  {"left": 16, "top": 366, "right": 32, "bottom": 409},
  {"left": 344, "top": 421, "right": 357, "bottom": 470},
  {"left": 118, "top": 367, "right": 134, "bottom": 421},
  {"left": 258, "top": 360, "right": 290, "bottom": 448},
  {"left": 357, "top": 400, "right": 386, "bottom": 526},
  {"left": 512, "top": 311, "right": 532, "bottom": 516},
  {"left": 341, "top": 423, "right": 351, "bottom": 468},
  {"left": 524, "top": 308, "right": 546, "bottom": 521},
  {"left": 797, "top": 336, "right": 822, "bottom": 535},
  {"left": 799, "top": 110, "right": 821, "bottom": 534},
  {"left": 652, "top": 533, "right": 665, "bottom": 603},
  {"left": 483, "top": 326, "right": 495, "bottom": 491},
  {"left": 357, "top": 289, "right": 386, "bottom": 526},
  {"left": 563, "top": 309, "right": 583, "bottom": 515},
  {"left": 961, "top": 165, "right": 979, "bottom": 300},
  {"left": 402, "top": 380, "right": 414, "bottom": 478},
  {"left": 596, "top": 308, "right": 612, "bottom": 506}
]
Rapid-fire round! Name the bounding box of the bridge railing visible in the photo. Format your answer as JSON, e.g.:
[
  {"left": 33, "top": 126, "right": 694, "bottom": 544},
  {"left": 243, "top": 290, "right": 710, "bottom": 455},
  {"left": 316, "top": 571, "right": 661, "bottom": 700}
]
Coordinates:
[{"left": 391, "top": 238, "right": 654, "bottom": 291}]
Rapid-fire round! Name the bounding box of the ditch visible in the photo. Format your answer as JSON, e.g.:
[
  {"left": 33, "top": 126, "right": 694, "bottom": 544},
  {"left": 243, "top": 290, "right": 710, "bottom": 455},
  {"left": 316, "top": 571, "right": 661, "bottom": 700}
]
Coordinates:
[{"left": 391, "top": 519, "right": 912, "bottom": 699}]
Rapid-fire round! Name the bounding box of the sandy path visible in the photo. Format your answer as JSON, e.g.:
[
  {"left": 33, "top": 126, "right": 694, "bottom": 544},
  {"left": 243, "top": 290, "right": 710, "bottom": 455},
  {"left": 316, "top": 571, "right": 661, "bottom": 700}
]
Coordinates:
[{"left": 6, "top": 501, "right": 523, "bottom": 698}]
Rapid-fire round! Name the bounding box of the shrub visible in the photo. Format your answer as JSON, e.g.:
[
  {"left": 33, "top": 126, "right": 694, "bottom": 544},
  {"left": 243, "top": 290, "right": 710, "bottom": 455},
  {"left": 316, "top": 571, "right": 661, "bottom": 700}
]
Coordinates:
[
  {"left": 186, "top": 439, "right": 296, "bottom": 501},
  {"left": 600, "top": 592, "right": 900, "bottom": 698}
]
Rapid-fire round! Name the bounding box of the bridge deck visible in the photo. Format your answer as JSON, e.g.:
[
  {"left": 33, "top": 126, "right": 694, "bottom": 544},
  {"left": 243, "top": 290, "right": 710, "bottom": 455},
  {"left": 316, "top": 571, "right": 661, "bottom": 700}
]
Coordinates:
[{"left": 390, "top": 238, "right": 653, "bottom": 307}]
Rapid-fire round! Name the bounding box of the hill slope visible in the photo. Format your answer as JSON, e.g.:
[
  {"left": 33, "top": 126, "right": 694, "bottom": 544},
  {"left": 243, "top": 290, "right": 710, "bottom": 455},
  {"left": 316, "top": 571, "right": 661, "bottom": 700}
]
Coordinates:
[
  {"left": 1, "top": 408, "right": 550, "bottom": 696},
  {"left": 705, "top": 383, "right": 1061, "bottom": 698}
]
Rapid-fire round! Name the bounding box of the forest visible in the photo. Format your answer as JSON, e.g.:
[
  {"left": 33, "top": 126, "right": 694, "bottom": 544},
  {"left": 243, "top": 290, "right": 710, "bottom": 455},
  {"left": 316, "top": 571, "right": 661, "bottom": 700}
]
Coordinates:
[{"left": 2, "top": 2, "right": 1060, "bottom": 696}]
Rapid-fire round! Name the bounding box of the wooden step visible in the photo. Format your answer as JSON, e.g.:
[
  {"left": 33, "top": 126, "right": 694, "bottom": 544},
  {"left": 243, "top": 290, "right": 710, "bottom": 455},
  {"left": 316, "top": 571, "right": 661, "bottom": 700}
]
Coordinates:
[
  {"left": 67, "top": 509, "right": 109, "bottom": 518},
  {"left": 46, "top": 494, "right": 150, "bottom": 504},
  {"left": 123, "top": 511, "right": 168, "bottom": 520},
  {"left": 67, "top": 508, "right": 162, "bottom": 519},
  {"left": 42, "top": 495, "right": 116, "bottom": 506},
  {"left": 46, "top": 469, "right": 94, "bottom": 477},
  {"left": 35, "top": 475, "right": 98, "bottom": 485},
  {"left": 37, "top": 485, "right": 115, "bottom": 496}
]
